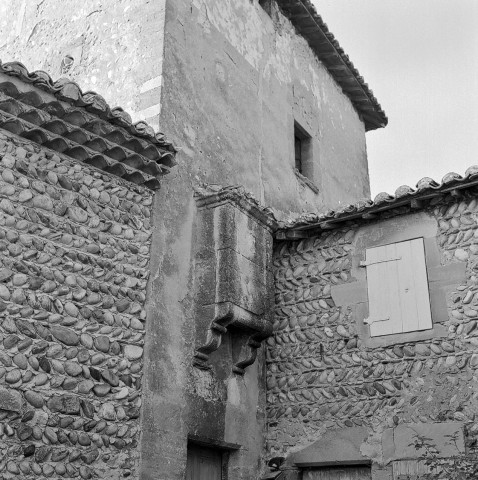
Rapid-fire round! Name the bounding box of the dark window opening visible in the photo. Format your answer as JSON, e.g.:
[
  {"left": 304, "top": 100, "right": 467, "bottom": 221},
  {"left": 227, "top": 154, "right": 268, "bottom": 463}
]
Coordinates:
[
  {"left": 295, "top": 134, "right": 303, "bottom": 173},
  {"left": 294, "top": 122, "right": 312, "bottom": 175},
  {"left": 294, "top": 121, "right": 319, "bottom": 193},
  {"left": 294, "top": 122, "right": 311, "bottom": 175}
]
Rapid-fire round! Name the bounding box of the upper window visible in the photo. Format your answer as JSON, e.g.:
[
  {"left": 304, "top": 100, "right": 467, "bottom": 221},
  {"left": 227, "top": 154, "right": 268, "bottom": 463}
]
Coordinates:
[
  {"left": 294, "top": 121, "right": 311, "bottom": 176},
  {"left": 363, "top": 238, "right": 433, "bottom": 337},
  {"left": 293, "top": 121, "right": 320, "bottom": 194},
  {"left": 294, "top": 133, "right": 303, "bottom": 173}
]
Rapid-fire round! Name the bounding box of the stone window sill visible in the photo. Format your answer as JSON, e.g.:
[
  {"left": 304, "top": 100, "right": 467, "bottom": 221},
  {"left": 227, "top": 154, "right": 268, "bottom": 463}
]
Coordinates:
[
  {"left": 295, "top": 169, "right": 319, "bottom": 194},
  {"left": 353, "top": 301, "right": 448, "bottom": 348}
]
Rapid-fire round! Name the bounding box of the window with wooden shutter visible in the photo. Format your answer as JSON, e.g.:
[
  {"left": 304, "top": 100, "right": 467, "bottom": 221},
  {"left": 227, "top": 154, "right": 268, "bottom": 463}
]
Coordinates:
[{"left": 363, "top": 238, "right": 432, "bottom": 337}]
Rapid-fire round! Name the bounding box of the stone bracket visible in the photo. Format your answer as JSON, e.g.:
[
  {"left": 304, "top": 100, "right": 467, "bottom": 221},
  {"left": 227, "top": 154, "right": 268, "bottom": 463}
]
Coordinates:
[
  {"left": 193, "top": 302, "right": 273, "bottom": 375},
  {"left": 193, "top": 185, "right": 277, "bottom": 374}
]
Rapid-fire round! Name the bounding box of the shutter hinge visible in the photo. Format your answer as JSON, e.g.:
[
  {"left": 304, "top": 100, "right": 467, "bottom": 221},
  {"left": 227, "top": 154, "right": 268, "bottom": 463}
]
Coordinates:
[
  {"left": 360, "top": 256, "right": 401, "bottom": 267},
  {"left": 364, "top": 317, "right": 390, "bottom": 325}
]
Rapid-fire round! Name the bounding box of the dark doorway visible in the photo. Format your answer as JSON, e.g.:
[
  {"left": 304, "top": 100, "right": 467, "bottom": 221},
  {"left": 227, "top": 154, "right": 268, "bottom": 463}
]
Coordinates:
[
  {"left": 186, "top": 444, "right": 225, "bottom": 480},
  {"left": 303, "top": 465, "right": 372, "bottom": 480}
]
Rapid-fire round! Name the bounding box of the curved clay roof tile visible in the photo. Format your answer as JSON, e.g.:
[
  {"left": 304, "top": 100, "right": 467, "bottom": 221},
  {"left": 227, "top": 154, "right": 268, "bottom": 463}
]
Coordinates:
[
  {"left": 373, "top": 192, "right": 395, "bottom": 205},
  {"left": 0, "top": 60, "right": 176, "bottom": 152},
  {"left": 464, "top": 165, "right": 478, "bottom": 178},
  {"left": 42, "top": 119, "right": 68, "bottom": 136},
  {"left": 354, "top": 200, "right": 373, "bottom": 211},
  {"left": 110, "top": 107, "right": 133, "bottom": 124},
  {"left": 0, "top": 117, "right": 24, "bottom": 135},
  {"left": 441, "top": 172, "right": 463, "bottom": 184},
  {"left": 0, "top": 98, "right": 23, "bottom": 116},
  {"left": 394, "top": 185, "right": 415, "bottom": 198},
  {"left": 21, "top": 128, "right": 49, "bottom": 145},
  {"left": 415, "top": 177, "right": 440, "bottom": 191},
  {"left": 0, "top": 80, "right": 20, "bottom": 97},
  {"left": 17, "top": 90, "right": 44, "bottom": 107},
  {"left": 44, "top": 137, "right": 70, "bottom": 153}
]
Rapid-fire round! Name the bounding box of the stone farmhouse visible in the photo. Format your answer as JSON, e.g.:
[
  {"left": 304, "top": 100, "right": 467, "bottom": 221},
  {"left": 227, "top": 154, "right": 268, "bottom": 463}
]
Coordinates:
[{"left": 0, "top": 1, "right": 476, "bottom": 480}]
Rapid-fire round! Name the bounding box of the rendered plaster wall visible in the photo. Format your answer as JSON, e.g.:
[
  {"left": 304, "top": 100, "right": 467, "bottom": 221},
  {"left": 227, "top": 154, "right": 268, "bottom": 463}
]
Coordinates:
[
  {"left": 140, "top": 192, "right": 273, "bottom": 480},
  {"left": 160, "top": 0, "right": 370, "bottom": 218},
  {"left": 0, "top": 0, "right": 166, "bottom": 131},
  {"left": 140, "top": 1, "right": 370, "bottom": 478},
  {"left": 0, "top": 129, "right": 152, "bottom": 479},
  {"left": 267, "top": 192, "right": 478, "bottom": 478}
]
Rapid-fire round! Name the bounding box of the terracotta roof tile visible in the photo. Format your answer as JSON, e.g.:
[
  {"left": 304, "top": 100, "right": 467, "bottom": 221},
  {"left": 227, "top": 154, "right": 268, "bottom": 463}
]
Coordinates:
[
  {"left": 0, "top": 61, "right": 176, "bottom": 189},
  {"left": 277, "top": 0, "right": 387, "bottom": 131},
  {"left": 277, "top": 166, "right": 478, "bottom": 238}
]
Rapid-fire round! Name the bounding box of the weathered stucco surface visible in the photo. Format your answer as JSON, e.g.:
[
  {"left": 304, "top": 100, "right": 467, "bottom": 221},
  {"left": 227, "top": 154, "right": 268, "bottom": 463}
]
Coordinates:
[
  {"left": 0, "top": 0, "right": 166, "bottom": 130},
  {"left": 160, "top": 0, "right": 370, "bottom": 218},
  {"left": 268, "top": 191, "right": 478, "bottom": 478},
  {"left": 0, "top": 130, "right": 152, "bottom": 479},
  {"left": 137, "top": 1, "right": 373, "bottom": 478}
]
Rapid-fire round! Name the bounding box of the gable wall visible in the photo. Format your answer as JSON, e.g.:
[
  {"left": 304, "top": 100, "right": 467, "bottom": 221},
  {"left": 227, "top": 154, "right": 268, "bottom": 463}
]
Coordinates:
[
  {"left": 268, "top": 192, "right": 478, "bottom": 478},
  {"left": 160, "top": 0, "right": 370, "bottom": 217}
]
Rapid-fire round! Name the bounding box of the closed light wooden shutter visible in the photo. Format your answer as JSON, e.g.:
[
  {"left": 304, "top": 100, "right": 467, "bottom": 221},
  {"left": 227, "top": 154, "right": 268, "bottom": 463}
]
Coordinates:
[{"left": 364, "top": 238, "right": 432, "bottom": 337}]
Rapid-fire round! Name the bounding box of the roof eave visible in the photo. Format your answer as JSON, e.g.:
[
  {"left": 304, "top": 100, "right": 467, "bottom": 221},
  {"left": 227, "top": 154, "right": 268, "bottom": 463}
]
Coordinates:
[
  {"left": 276, "top": 0, "right": 388, "bottom": 131},
  {"left": 276, "top": 170, "right": 478, "bottom": 239}
]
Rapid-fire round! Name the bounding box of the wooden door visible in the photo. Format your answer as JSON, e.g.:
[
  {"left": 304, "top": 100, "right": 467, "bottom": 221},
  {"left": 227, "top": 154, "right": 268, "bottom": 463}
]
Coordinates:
[
  {"left": 303, "top": 465, "right": 371, "bottom": 480},
  {"left": 186, "top": 444, "right": 223, "bottom": 480}
]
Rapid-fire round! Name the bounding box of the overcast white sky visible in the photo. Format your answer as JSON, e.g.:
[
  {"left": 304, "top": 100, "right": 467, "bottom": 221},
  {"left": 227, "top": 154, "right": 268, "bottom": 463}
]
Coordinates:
[{"left": 313, "top": 0, "right": 478, "bottom": 198}]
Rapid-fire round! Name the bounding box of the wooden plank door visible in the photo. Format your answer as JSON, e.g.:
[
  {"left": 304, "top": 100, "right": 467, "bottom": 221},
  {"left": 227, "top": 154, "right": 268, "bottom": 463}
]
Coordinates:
[
  {"left": 186, "top": 444, "right": 223, "bottom": 480},
  {"left": 303, "top": 465, "right": 371, "bottom": 480}
]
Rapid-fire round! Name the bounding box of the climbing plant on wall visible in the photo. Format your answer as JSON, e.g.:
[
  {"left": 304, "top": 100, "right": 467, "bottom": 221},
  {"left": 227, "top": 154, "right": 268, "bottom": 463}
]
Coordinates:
[{"left": 410, "top": 432, "right": 478, "bottom": 479}]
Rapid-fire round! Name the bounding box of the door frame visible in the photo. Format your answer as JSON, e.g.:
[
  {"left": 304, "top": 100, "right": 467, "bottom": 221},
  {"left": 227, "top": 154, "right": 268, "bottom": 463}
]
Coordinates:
[{"left": 186, "top": 435, "right": 241, "bottom": 480}]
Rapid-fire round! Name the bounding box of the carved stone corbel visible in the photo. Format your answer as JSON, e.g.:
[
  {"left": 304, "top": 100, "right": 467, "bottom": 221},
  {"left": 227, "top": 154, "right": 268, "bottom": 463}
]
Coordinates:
[{"left": 192, "top": 185, "right": 277, "bottom": 374}]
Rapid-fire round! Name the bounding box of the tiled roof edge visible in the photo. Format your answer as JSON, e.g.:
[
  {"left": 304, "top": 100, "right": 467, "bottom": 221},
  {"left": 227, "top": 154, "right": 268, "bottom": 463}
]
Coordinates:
[
  {"left": 276, "top": 0, "right": 388, "bottom": 131},
  {"left": 277, "top": 166, "right": 478, "bottom": 238},
  {"left": 0, "top": 60, "right": 176, "bottom": 152}
]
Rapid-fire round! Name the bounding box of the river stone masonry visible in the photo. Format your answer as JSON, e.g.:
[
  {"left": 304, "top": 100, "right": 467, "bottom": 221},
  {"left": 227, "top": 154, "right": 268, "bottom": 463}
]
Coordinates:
[
  {"left": 0, "top": 129, "right": 152, "bottom": 479},
  {"left": 267, "top": 188, "right": 478, "bottom": 471}
]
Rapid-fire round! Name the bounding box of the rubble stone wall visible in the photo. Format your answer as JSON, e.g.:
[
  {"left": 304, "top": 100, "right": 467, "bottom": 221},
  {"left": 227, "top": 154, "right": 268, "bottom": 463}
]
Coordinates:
[
  {"left": 0, "top": 130, "right": 152, "bottom": 479},
  {"left": 267, "top": 191, "right": 478, "bottom": 476}
]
